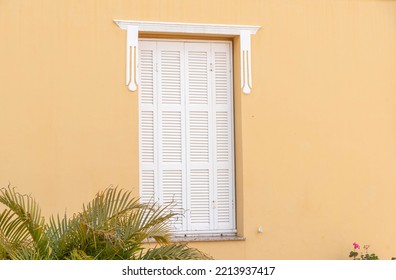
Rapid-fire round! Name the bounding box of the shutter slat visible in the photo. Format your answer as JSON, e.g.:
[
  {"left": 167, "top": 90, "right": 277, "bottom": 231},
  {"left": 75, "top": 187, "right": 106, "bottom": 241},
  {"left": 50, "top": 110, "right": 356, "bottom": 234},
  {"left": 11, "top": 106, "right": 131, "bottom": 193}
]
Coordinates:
[
  {"left": 216, "top": 169, "right": 230, "bottom": 223},
  {"left": 140, "top": 111, "right": 154, "bottom": 163},
  {"left": 141, "top": 170, "right": 155, "bottom": 204},
  {"left": 215, "top": 51, "right": 229, "bottom": 105},
  {"left": 189, "top": 111, "right": 209, "bottom": 162},
  {"left": 140, "top": 49, "right": 154, "bottom": 104},
  {"left": 187, "top": 50, "right": 209, "bottom": 104},
  {"left": 216, "top": 111, "right": 229, "bottom": 162},
  {"left": 189, "top": 169, "right": 211, "bottom": 229},
  {"left": 162, "top": 170, "right": 183, "bottom": 231},
  {"left": 160, "top": 49, "right": 182, "bottom": 105},
  {"left": 161, "top": 111, "right": 182, "bottom": 163}
]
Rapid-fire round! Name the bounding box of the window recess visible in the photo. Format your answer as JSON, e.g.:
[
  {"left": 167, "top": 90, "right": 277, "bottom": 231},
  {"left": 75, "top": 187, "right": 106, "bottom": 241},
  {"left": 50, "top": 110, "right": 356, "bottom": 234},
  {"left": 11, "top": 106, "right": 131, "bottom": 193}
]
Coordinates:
[{"left": 139, "top": 40, "right": 235, "bottom": 235}]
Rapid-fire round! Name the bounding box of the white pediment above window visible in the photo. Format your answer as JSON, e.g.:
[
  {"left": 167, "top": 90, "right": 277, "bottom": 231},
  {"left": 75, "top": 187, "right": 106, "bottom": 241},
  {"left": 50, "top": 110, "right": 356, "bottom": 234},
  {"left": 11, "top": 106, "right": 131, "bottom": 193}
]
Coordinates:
[{"left": 114, "top": 20, "right": 261, "bottom": 94}]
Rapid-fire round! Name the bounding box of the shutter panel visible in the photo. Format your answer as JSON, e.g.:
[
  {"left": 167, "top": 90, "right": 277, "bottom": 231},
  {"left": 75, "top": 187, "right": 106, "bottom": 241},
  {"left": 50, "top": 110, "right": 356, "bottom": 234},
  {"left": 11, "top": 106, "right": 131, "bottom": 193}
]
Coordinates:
[
  {"left": 185, "top": 43, "right": 213, "bottom": 231},
  {"left": 139, "top": 41, "right": 157, "bottom": 204},
  {"left": 157, "top": 42, "right": 186, "bottom": 231},
  {"left": 212, "top": 43, "right": 235, "bottom": 231}
]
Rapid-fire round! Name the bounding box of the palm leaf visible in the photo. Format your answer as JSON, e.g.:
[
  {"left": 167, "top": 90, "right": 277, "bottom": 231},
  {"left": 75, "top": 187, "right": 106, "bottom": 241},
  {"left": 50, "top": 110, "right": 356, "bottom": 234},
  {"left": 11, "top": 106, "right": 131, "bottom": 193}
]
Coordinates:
[
  {"left": 81, "top": 187, "right": 142, "bottom": 227},
  {"left": 0, "top": 186, "right": 51, "bottom": 259},
  {"left": 121, "top": 201, "right": 175, "bottom": 244},
  {"left": 139, "top": 243, "right": 212, "bottom": 260}
]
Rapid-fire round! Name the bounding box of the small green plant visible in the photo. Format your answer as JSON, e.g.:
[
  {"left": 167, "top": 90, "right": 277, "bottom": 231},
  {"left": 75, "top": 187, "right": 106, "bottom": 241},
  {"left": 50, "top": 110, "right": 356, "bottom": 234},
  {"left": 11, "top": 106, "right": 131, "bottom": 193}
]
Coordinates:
[{"left": 349, "top": 242, "right": 379, "bottom": 260}]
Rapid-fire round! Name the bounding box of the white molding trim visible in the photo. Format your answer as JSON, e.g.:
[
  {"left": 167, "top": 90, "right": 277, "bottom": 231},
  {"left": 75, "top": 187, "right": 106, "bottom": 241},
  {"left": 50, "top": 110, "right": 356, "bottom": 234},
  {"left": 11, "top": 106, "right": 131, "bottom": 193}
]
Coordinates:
[{"left": 114, "top": 20, "right": 261, "bottom": 94}]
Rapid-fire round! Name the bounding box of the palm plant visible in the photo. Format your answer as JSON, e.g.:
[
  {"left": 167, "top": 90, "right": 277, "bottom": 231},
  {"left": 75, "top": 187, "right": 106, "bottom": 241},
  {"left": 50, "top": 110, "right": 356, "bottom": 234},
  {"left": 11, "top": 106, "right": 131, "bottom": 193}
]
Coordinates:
[{"left": 0, "top": 185, "right": 211, "bottom": 260}]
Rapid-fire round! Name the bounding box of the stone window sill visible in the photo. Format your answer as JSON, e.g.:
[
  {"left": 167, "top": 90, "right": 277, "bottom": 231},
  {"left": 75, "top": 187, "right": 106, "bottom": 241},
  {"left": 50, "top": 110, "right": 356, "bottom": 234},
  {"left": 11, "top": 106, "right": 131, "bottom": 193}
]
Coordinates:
[
  {"left": 171, "top": 235, "right": 245, "bottom": 242},
  {"left": 144, "top": 235, "right": 245, "bottom": 243}
]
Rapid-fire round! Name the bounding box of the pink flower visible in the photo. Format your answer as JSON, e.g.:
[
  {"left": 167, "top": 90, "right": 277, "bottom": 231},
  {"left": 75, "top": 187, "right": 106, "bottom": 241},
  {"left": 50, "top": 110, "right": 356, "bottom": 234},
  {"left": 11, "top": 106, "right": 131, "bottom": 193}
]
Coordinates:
[{"left": 353, "top": 242, "right": 360, "bottom": 250}]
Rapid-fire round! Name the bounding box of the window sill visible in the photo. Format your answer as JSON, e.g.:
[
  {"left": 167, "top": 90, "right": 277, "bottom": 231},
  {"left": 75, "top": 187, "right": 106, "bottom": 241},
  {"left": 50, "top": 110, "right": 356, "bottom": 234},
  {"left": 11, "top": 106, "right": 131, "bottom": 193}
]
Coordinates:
[
  {"left": 171, "top": 235, "right": 245, "bottom": 243},
  {"left": 143, "top": 235, "right": 245, "bottom": 243}
]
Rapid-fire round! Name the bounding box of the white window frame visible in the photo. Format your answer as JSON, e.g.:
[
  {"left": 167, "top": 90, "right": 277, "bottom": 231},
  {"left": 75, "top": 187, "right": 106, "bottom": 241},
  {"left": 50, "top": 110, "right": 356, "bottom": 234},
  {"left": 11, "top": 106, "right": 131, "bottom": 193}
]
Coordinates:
[{"left": 114, "top": 20, "right": 261, "bottom": 238}]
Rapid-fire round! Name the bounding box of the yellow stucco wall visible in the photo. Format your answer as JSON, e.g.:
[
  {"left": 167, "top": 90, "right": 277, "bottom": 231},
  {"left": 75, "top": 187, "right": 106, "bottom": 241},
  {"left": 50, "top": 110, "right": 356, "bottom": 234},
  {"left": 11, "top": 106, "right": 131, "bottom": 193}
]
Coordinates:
[{"left": 1, "top": 0, "right": 396, "bottom": 259}]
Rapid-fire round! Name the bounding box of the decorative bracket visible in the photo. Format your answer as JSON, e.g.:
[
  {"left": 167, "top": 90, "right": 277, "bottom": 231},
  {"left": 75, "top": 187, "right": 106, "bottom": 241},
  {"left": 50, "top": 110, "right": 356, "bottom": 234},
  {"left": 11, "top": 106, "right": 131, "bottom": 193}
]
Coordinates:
[
  {"left": 126, "top": 25, "right": 139, "bottom": 91},
  {"left": 114, "top": 20, "right": 261, "bottom": 94},
  {"left": 240, "top": 30, "right": 253, "bottom": 94}
]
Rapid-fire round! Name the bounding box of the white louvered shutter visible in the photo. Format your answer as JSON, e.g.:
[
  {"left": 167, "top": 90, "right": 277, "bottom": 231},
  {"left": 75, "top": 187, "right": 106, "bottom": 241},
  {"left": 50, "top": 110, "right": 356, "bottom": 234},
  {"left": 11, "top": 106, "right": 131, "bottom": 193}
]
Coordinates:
[
  {"left": 139, "top": 41, "right": 157, "bottom": 204},
  {"left": 157, "top": 42, "right": 186, "bottom": 232},
  {"left": 212, "top": 43, "right": 235, "bottom": 231},
  {"left": 185, "top": 43, "right": 213, "bottom": 231},
  {"left": 139, "top": 40, "right": 235, "bottom": 235}
]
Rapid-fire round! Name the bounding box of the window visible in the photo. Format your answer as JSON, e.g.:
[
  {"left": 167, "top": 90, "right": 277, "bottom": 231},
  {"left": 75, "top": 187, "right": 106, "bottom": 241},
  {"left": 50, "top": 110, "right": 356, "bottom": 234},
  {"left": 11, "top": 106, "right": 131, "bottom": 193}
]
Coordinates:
[{"left": 138, "top": 39, "right": 235, "bottom": 236}]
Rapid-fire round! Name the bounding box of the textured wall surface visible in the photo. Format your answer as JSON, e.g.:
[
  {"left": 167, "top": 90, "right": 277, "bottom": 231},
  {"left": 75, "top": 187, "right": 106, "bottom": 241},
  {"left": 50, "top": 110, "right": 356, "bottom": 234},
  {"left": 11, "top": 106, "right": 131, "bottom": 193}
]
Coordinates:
[{"left": 1, "top": 0, "right": 395, "bottom": 259}]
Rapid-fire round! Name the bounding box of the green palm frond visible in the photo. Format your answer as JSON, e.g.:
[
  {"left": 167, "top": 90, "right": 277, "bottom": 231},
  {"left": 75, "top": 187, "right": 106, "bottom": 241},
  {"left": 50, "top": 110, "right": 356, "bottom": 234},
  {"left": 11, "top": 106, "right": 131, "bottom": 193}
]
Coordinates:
[
  {"left": 48, "top": 213, "right": 70, "bottom": 244},
  {"left": 0, "top": 185, "right": 51, "bottom": 259},
  {"left": 46, "top": 212, "right": 77, "bottom": 258},
  {"left": 0, "top": 209, "right": 30, "bottom": 244},
  {"left": 74, "top": 187, "right": 143, "bottom": 259},
  {"left": 0, "top": 208, "right": 31, "bottom": 259},
  {"left": 67, "top": 249, "right": 94, "bottom": 260},
  {"left": 139, "top": 243, "right": 213, "bottom": 260},
  {"left": 81, "top": 187, "right": 142, "bottom": 226},
  {"left": 121, "top": 201, "right": 175, "bottom": 244}
]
